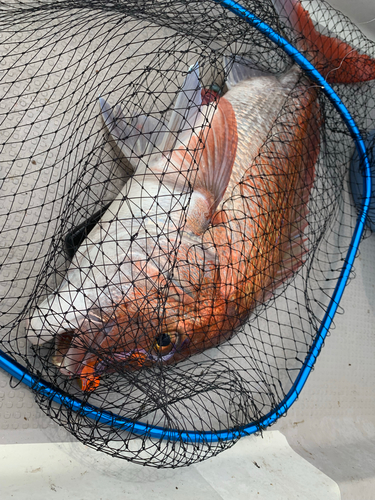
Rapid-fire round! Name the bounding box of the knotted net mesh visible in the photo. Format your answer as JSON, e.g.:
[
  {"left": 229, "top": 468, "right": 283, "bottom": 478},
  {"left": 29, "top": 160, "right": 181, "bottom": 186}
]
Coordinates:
[{"left": 1, "top": 0, "right": 374, "bottom": 467}]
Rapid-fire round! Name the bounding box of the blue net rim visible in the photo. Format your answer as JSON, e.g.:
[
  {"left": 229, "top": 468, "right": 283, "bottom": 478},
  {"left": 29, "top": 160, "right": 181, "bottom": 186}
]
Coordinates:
[
  {"left": 0, "top": 0, "right": 372, "bottom": 444},
  {"left": 350, "top": 129, "right": 375, "bottom": 231}
]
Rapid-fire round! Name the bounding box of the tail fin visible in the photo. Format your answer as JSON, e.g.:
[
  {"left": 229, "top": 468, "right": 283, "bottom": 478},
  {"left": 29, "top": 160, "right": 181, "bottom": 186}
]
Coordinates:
[{"left": 272, "top": 0, "right": 375, "bottom": 84}]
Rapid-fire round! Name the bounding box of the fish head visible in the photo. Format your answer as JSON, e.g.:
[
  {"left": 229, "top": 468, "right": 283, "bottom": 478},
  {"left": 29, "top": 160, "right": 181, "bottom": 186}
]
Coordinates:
[{"left": 53, "top": 248, "right": 234, "bottom": 392}]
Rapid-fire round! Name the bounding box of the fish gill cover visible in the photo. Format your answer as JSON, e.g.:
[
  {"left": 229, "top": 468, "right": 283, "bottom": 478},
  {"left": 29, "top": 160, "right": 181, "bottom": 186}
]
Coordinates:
[{"left": 0, "top": 0, "right": 374, "bottom": 467}]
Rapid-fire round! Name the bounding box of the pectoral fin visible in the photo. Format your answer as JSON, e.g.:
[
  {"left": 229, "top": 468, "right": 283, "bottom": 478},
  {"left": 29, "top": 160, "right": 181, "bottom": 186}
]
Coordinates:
[{"left": 174, "top": 96, "right": 238, "bottom": 235}]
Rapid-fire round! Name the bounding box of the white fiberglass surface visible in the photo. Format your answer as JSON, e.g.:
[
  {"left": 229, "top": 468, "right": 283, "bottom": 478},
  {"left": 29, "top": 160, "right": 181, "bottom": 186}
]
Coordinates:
[{"left": 0, "top": 0, "right": 375, "bottom": 498}]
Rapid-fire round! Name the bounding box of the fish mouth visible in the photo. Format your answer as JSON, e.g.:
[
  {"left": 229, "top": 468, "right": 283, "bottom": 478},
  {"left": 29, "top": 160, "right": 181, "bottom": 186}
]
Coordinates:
[
  {"left": 77, "top": 338, "right": 190, "bottom": 392},
  {"left": 77, "top": 350, "right": 151, "bottom": 392}
]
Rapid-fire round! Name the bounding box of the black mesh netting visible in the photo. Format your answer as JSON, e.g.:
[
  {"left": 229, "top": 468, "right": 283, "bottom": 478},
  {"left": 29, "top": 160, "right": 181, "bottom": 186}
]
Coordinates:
[{"left": 1, "top": 0, "right": 375, "bottom": 467}]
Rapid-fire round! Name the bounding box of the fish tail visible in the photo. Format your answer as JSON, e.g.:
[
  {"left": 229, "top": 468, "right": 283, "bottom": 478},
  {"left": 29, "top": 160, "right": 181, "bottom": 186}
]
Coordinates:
[{"left": 272, "top": 0, "right": 375, "bottom": 83}]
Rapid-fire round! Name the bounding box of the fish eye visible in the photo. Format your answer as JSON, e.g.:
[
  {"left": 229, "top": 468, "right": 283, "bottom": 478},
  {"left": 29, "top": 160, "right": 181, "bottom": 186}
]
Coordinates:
[{"left": 153, "top": 332, "right": 179, "bottom": 356}]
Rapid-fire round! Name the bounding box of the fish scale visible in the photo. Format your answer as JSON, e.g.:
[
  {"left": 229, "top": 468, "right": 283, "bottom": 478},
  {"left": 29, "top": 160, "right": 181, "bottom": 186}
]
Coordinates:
[
  {"left": 207, "top": 69, "right": 319, "bottom": 319},
  {"left": 224, "top": 76, "right": 295, "bottom": 197}
]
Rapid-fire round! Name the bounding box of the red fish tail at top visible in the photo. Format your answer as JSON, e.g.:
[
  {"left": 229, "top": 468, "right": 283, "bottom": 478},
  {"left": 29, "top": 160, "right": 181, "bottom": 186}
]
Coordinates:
[{"left": 273, "top": 0, "right": 375, "bottom": 84}]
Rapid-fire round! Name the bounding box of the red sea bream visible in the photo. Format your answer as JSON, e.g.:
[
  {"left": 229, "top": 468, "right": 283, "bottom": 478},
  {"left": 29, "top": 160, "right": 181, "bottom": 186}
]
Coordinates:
[{"left": 27, "top": 0, "right": 375, "bottom": 390}]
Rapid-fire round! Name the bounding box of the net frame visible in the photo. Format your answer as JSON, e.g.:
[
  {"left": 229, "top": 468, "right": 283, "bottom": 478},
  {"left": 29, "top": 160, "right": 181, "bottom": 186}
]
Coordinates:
[{"left": 0, "top": 0, "right": 371, "bottom": 446}]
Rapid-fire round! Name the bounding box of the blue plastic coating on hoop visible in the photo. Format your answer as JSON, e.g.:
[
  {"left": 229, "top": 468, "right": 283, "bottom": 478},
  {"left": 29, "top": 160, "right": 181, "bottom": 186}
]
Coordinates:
[{"left": 0, "top": 0, "right": 372, "bottom": 443}]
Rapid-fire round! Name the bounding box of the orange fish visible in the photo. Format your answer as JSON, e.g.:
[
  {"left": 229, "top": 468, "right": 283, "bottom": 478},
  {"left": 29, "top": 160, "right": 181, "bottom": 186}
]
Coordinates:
[{"left": 27, "top": 0, "right": 375, "bottom": 391}]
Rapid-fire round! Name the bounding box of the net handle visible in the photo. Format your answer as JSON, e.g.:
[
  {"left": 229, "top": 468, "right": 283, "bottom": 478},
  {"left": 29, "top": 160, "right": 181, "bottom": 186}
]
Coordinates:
[{"left": 0, "top": 0, "right": 371, "bottom": 443}]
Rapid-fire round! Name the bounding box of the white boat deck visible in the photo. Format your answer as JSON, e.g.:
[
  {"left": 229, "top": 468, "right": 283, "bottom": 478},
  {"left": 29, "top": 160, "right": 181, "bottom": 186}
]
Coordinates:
[{"left": 1, "top": 1, "right": 375, "bottom": 498}]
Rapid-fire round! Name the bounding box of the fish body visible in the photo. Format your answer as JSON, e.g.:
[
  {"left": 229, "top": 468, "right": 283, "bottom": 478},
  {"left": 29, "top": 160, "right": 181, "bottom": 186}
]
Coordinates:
[{"left": 27, "top": 0, "right": 375, "bottom": 391}]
